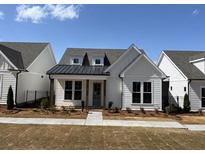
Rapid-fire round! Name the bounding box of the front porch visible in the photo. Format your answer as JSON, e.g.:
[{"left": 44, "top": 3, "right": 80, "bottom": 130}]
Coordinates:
[{"left": 50, "top": 74, "right": 108, "bottom": 108}]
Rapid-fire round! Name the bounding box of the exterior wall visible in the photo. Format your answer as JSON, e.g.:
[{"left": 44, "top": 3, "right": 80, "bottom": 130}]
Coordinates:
[
  {"left": 55, "top": 79, "right": 104, "bottom": 107},
  {"left": 189, "top": 80, "right": 205, "bottom": 111},
  {"left": 0, "top": 54, "right": 16, "bottom": 104},
  {"left": 122, "top": 77, "right": 162, "bottom": 110},
  {"left": 192, "top": 60, "right": 205, "bottom": 74},
  {"left": 16, "top": 45, "right": 56, "bottom": 103},
  {"left": 158, "top": 53, "right": 188, "bottom": 107},
  {"left": 122, "top": 56, "right": 163, "bottom": 110}
]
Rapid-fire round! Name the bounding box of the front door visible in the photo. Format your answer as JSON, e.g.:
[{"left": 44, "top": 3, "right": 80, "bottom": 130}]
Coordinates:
[
  {"left": 93, "top": 83, "right": 101, "bottom": 108},
  {"left": 202, "top": 88, "right": 205, "bottom": 108}
]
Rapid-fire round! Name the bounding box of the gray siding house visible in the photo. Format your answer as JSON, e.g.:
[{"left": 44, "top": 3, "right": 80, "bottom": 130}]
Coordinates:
[{"left": 48, "top": 44, "right": 166, "bottom": 110}]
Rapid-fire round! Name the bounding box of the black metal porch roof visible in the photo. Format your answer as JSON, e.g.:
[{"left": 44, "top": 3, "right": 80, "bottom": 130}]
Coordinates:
[{"left": 47, "top": 65, "right": 109, "bottom": 76}]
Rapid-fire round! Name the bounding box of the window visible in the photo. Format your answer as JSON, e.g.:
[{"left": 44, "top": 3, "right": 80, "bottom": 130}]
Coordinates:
[
  {"left": 71, "top": 57, "right": 82, "bottom": 65},
  {"left": 201, "top": 88, "right": 205, "bottom": 107},
  {"left": 64, "top": 81, "right": 72, "bottom": 100},
  {"left": 184, "top": 87, "right": 186, "bottom": 92},
  {"left": 74, "top": 81, "right": 82, "bottom": 100},
  {"left": 132, "top": 82, "right": 141, "bottom": 103},
  {"left": 92, "top": 57, "right": 104, "bottom": 65},
  {"left": 143, "top": 82, "right": 152, "bottom": 103},
  {"left": 0, "top": 75, "right": 2, "bottom": 98}
]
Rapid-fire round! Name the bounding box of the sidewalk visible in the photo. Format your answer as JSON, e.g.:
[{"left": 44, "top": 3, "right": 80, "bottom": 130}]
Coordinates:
[{"left": 0, "top": 111, "right": 204, "bottom": 131}]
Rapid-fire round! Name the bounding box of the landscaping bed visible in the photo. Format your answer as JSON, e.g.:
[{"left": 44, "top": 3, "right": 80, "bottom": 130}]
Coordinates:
[
  {"left": 0, "top": 105, "right": 87, "bottom": 119},
  {"left": 175, "top": 112, "right": 205, "bottom": 124},
  {"left": 103, "top": 109, "right": 174, "bottom": 121}
]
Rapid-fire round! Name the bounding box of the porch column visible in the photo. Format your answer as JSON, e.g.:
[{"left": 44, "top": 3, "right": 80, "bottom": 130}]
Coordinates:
[
  {"left": 86, "top": 80, "right": 89, "bottom": 108},
  {"left": 103, "top": 80, "right": 106, "bottom": 109},
  {"left": 50, "top": 79, "right": 54, "bottom": 107}
]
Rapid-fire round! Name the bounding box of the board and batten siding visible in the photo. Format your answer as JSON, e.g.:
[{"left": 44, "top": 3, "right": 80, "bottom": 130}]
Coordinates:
[
  {"left": 189, "top": 80, "right": 205, "bottom": 111},
  {"left": 122, "top": 77, "right": 162, "bottom": 110}
]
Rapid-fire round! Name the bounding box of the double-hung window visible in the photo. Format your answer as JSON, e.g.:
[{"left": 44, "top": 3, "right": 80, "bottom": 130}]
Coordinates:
[
  {"left": 202, "top": 87, "right": 205, "bottom": 107},
  {"left": 64, "top": 81, "right": 82, "bottom": 100},
  {"left": 64, "top": 81, "right": 72, "bottom": 100},
  {"left": 74, "top": 81, "right": 82, "bottom": 100},
  {"left": 132, "top": 82, "right": 141, "bottom": 103},
  {"left": 143, "top": 82, "right": 152, "bottom": 104}
]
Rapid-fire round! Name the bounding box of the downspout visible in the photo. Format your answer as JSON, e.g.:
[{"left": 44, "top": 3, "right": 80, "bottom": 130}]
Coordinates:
[
  {"left": 119, "top": 75, "right": 123, "bottom": 109},
  {"left": 15, "top": 70, "right": 22, "bottom": 106}
]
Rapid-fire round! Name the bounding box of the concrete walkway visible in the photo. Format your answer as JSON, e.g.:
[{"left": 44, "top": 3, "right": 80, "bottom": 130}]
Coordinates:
[
  {"left": 85, "top": 111, "right": 103, "bottom": 125},
  {"left": 0, "top": 111, "right": 205, "bottom": 131}
]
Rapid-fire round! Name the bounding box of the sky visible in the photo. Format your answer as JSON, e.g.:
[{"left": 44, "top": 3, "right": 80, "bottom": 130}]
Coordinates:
[{"left": 0, "top": 4, "right": 204, "bottom": 63}]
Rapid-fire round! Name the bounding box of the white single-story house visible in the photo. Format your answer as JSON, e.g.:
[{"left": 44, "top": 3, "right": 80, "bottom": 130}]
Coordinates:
[
  {"left": 47, "top": 44, "right": 166, "bottom": 110},
  {"left": 158, "top": 50, "right": 205, "bottom": 111},
  {"left": 0, "top": 42, "right": 56, "bottom": 104}
]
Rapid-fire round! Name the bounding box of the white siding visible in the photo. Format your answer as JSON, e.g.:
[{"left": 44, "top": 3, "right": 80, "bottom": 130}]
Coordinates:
[
  {"left": 16, "top": 45, "right": 56, "bottom": 103},
  {"left": 192, "top": 60, "right": 205, "bottom": 74},
  {"left": 0, "top": 54, "right": 16, "bottom": 104},
  {"left": 55, "top": 79, "right": 105, "bottom": 107},
  {"left": 189, "top": 80, "right": 205, "bottom": 111},
  {"left": 122, "top": 77, "right": 162, "bottom": 110},
  {"left": 0, "top": 72, "right": 16, "bottom": 104},
  {"left": 158, "top": 53, "right": 188, "bottom": 107}
]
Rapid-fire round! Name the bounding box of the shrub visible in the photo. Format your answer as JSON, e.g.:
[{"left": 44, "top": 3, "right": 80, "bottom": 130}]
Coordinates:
[
  {"left": 108, "top": 101, "right": 113, "bottom": 110},
  {"left": 7, "top": 86, "right": 14, "bottom": 110},
  {"left": 140, "top": 107, "right": 146, "bottom": 114},
  {"left": 183, "top": 94, "right": 191, "bottom": 113},
  {"left": 165, "top": 103, "right": 182, "bottom": 114},
  {"left": 155, "top": 108, "right": 159, "bottom": 114},
  {"left": 198, "top": 109, "right": 203, "bottom": 116},
  {"left": 126, "top": 107, "right": 132, "bottom": 113},
  {"left": 40, "top": 98, "right": 49, "bottom": 109},
  {"left": 114, "top": 107, "right": 120, "bottom": 113}
]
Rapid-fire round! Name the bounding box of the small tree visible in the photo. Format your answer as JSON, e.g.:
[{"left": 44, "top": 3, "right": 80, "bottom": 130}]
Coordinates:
[
  {"left": 183, "top": 93, "right": 191, "bottom": 113},
  {"left": 7, "top": 86, "right": 14, "bottom": 110}
]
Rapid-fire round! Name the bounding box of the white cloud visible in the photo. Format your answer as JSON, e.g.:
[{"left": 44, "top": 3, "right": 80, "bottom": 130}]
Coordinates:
[
  {"left": 15, "top": 4, "right": 81, "bottom": 24},
  {"left": 192, "top": 9, "right": 200, "bottom": 16},
  {"left": 0, "top": 11, "right": 4, "bottom": 20},
  {"left": 16, "top": 5, "right": 48, "bottom": 23},
  {"left": 46, "top": 5, "right": 81, "bottom": 21}
]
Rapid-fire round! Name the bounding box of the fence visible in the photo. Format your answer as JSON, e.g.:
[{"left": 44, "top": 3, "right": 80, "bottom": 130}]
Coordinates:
[{"left": 24, "top": 90, "right": 49, "bottom": 103}]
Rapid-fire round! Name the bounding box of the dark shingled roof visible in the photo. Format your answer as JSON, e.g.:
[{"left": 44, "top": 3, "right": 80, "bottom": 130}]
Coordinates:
[
  {"left": 0, "top": 42, "right": 49, "bottom": 69},
  {"left": 59, "top": 48, "right": 126, "bottom": 65},
  {"left": 164, "top": 50, "right": 205, "bottom": 79},
  {"left": 47, "top": 65, "right": 109, "bottom": 76},
  {"left": 0, "top": 44, "right": 24, "bottom": 69}
]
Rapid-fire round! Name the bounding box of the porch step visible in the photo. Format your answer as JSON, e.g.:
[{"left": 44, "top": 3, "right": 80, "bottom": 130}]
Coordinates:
[{"left": 85, "top": 111, "right": 103, "bottom": 126}]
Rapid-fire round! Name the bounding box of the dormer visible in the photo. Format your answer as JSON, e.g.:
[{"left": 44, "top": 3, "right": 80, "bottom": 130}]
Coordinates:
[
  {"left": 190, "top": 57, "right": 205, "bottom": 74},
  {"left": 70, "top": 56, "right": 83, "bottom": 65},
  {"left": 92, "top": 57, "right": 104, "bottom": 66}
]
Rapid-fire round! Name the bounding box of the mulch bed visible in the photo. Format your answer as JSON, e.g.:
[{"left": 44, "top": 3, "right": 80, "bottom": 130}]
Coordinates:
[{"left": 0, "top": 106, "right": 88, "bottom": 119}]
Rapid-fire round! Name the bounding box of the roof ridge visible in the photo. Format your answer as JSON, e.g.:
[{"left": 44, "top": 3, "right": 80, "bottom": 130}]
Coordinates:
[
  {"left": 0, "top": 41, "right": 49, "bottom": 44},
  {"left": 164, "top": 50, "right": 205, "bottom": 52}
]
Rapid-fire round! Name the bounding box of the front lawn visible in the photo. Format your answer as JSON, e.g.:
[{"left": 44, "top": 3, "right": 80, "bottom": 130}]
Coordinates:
[{"left": 0, "top": 124, "right": 205, "bottom": 149}]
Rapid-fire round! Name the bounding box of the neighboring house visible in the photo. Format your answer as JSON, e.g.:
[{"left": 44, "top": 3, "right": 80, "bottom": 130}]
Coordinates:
[
  {"left": 47, "top": 44, "right": 166, "bottom": 110},
  {"left": 0, "top": 42, "right": 56, "bottom": 104},
  {"left": 158, "top": 50, "right": 205, "bottom": 111}
]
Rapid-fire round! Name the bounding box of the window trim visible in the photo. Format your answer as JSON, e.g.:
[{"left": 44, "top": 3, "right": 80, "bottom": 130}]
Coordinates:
[
  {"left": 71, "top": 57, "right": 83, "bottom": 65},
  {"left": 132, "top": 82, "right": 141, "bottom": 104},
  {"left": 64, "top": 80, "right": 82, "bottom": 101},
  {"left": 132, "top": 81, "right": 153, "bottom": 105},
  {"left": 64, "top": 81, "right": 73, "bottom": 100},
  {"left": 201, "top": 86, "right": 205, "bottom": 108},
  {"left": 74, "top": 81, "right": 82, "bottom": 100},
  {"left": 143, "top": 82, "right": 152, "bottom": 104},
  {"left": 92, "top": 57, "right": 104, "bottom": 66}
]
